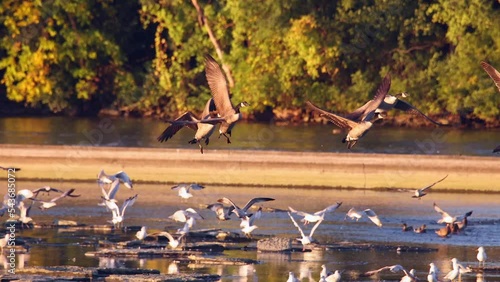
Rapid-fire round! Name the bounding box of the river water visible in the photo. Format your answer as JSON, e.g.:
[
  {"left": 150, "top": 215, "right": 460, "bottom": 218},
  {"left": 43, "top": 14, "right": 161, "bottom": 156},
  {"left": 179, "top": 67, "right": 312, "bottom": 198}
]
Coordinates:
[
  {"left": 1, "top": 116, "right": 500, "bottom": 155},
  {"left": 7, "top": 181, "right": 500, "bottom": 281}
]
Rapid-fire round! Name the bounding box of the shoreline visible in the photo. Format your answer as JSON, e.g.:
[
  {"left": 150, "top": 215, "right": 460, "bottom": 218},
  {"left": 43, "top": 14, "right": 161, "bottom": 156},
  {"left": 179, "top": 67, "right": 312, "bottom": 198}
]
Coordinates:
[{"left": 0, "top": 144, "right": 498, "bottom": 191}]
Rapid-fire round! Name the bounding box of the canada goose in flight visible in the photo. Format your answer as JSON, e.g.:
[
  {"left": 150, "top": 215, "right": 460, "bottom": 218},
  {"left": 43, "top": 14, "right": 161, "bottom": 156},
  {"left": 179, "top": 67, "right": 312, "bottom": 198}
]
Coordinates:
[
  {"left": 217, "top": 197, "right": 275, "bottom": 218},
  {"left": 205, "top": 54, "right": 249, "bottom": 144},
  {"left": 157, "top": 98, "right": 219, "bottom": 154},
  {"left": 481, "top": 61, "right": 500, "bottom": 92},
  {"left": 287, "top": 212, "right": 323, "bottom": 251},
  {"left": 288, "top": 202, "right": 342, "bottom": 225},
  {"left": 412, "top": 175, "right": 448, "bottom": 199},
  {"left": 306, "top": 74, "right": 391, "bottom": 149},
  {"left": 346, "top": 92, "right": 446, "bottom": 126}
]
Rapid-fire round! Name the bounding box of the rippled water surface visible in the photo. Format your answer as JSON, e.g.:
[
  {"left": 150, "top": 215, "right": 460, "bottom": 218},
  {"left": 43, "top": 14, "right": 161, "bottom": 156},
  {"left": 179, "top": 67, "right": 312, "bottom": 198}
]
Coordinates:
[
  {"left": 1, "top": 117, "right": 500, "bottom": 155},
  {"left": 7, "top": 181, "right": 500, "bottom": 281}
]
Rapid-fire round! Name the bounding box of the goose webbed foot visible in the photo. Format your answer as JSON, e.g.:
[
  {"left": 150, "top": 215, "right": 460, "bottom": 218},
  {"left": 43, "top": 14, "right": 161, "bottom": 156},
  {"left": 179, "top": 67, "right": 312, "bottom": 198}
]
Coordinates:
[{"left": 205, "top": 137, "right": 209, "bottom": 146}]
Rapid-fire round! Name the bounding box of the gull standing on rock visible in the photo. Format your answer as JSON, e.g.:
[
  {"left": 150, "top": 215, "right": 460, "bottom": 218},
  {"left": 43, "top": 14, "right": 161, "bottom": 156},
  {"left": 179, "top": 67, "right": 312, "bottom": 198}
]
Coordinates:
[
  {"left": 427, "top": 262, "right": 438, "bottom": 282},
  {"left": 288, "top": 202, "right": 342, "bottom": 225},
  {"left": 477, "top": 247, "right": 487, "bottom": 267}
]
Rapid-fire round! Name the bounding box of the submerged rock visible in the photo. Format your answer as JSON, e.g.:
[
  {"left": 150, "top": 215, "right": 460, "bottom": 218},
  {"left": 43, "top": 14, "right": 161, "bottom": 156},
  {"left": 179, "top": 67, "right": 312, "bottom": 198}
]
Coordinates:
[{"left": 257, "top": 237, "right": 292, "bottom": 252}]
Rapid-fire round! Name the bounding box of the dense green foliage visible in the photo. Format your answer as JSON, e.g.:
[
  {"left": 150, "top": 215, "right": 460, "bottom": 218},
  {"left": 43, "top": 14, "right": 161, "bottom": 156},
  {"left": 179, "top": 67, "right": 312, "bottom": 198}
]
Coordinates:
[{"left": 0, "top": 0, "right": 499, "bottom": 123}]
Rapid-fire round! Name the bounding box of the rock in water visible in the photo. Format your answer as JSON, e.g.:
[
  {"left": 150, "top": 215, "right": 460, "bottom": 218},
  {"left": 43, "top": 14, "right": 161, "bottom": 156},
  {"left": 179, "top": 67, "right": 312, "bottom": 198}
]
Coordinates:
[{"left": 257, "top": 237, "right": 292, "bottom": 252}]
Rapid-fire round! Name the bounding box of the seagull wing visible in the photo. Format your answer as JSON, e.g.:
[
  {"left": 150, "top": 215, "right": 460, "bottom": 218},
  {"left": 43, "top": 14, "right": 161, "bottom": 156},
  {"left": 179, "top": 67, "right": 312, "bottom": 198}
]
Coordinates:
[
  {"left": 309, "top": 218, "right": 324, "bottom": 237},
  {"left": 433, "top": 202, "right": 452, "bottom": 219},
  {"left": 289, "top": 206, "right": 308, "bottom": 217},
  {"left": 205, "top": 54, "right": 234, "bottom": 117},
  {"left": 288, "top": 212, "right": 306, "bottom": 238},
  {"left": 157, "top": 231, "right": 175, "bottom": 242},
  {"left": 169, "top": 210, "right": 188, "bottom": 222},
  {"left": 32, "top": 186, "right": 63, "bottom": 194},
  {"left": 481, "top": 61, "right": 500, "bottom": 92},
  {"left": 363, "top": 209, "right": 383, "bottom": 227},
  {"left": 345, "top": 207, "right": 362, "bottom": 220},
  {"left": 184, "top": 208, "right": 204, "bottom": 220},
  {"left": 420, "top": 175, "right": 448, "bottom": 192},
  {"left": 315, "top": 202, "right": 343, "bottom": 215},
  {"left": 171, "top": 184, "right": 187, "bottom": 191},
  {"left": 306, "top": 101, "right": 358, "bottom": 130},
  {"left": 16, "top": 189, "right": 34, "bottom": 202},
  {"left": 393, "top": 99, "right": 446, "bottom": 126},
  {"left": 50, "top": 188, "right": 78, "bottom": 202},
  {"left": 107, "top": 179, "right": 121, "bottom": 200},
  {"left": 189, "top": 183, "right": 205, "bottom": 190},
  {"left": 217, "top": 197, "right": 239, "bottom": 209},
  {"left": 120, "top": 194, "right": 138, "bottom": 217},
  {"left": 242, "top": 197, "right": 275, "bottom": 212},
  {"left": 114, "top": 171, "right": 133, "bottom": 189},
  {"left": 362, "top": 265, "right": 405, "bottom": 277}
]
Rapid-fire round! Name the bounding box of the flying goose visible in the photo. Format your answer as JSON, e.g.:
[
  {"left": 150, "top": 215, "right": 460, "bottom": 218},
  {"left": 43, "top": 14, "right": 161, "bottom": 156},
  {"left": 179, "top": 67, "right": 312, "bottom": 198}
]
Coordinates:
[
  {"left": 288, "top": 202, "right": 342, "bottom": 224},
  {"left": 171, "top": 183, "right": 204, "bottom": 200},
  {"left": 98, "top": 170, "right": 133, "bottom": 189},
  {"left": 34, "top": 188, "right": 80, "bottom": 210},
  {"left": 346, "top": 92, "right": 446, "bottom": 126},
  {"left": 481, "top": 61, "right": 500, "bottom": 93},
  {"left": 204, "top": 54, "right": 249, "bottom": 144},
  {"left": 217, "top": 197, "right": 274, "bottom": 218},
  {"left": 306, "top": 74, "right": 391, "bottom": 149},
  {"left": 412, "top": 175, "right": 448, "bottom": 199},
  {"left": 157, "top": 98, "right": 219, "bottom": 154},
  {"left": 287, "top": 212, "right": 323, "bottom": 251},
  {"left": 477, "top": 247, "right": 487, "bottom": 267}
]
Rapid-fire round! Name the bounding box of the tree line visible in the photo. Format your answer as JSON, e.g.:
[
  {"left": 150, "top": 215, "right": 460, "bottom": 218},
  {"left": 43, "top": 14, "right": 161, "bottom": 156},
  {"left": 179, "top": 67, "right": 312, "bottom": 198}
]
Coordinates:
[{"left": 0, "top": 0, "right": 499, "bottom": 126}]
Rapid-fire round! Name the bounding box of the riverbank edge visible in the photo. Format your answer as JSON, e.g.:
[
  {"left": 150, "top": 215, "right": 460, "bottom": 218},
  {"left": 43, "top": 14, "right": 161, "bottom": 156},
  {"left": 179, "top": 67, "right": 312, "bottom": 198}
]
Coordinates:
[{"left": 0, "top": 144, "right": 498, "bottom": 192}]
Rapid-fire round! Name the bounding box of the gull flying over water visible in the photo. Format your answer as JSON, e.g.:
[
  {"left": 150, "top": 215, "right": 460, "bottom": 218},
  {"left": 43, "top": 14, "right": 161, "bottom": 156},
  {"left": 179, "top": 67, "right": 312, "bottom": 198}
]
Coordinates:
[
  {"left": 287, "top": 212, "right": 323, "bottom": 251},
  {"left": 288, "top": 202, "right": 342, "bottom": 225},
  {"left": 345, "top": 208, "right": 383, "bottom": 227},
  {"left": 433, "top": 202, "right": 473, "bottom": 224},
  {"left": 34, "top": 188, "right": 80, "bottom": 210},
  {"left": 171, "top": 183, "right": 205, "bottom": 200},
  {"left": 412, "top": 175, "right": 448, "bottom": 199},
  {"left": 306, "top": 74, "right": 391, "bottom": 149},
  {"left": 168, "top": 208, "right": 204, "bottom": 224},
  {"left": 204, "top": 54, "right": 249, "bottom": 144},
  {"left": 362, "top": 264, "right": 416, "bottom": 281},
  {"left": 217, "top": 197, "right": 274, "bottom": 218},
  {"left": 97, "top": 169, "right": 133, "bottom": 189}
]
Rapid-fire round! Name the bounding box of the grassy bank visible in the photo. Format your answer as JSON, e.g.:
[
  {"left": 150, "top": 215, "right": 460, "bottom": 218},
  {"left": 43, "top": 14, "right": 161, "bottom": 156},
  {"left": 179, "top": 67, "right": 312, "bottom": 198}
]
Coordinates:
[{"left": 0, "top": 144, "right": 498, "bottom": 192}]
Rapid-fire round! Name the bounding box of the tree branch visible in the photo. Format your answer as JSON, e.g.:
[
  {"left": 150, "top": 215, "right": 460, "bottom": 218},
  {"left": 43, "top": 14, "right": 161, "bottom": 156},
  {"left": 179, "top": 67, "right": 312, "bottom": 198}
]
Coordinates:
[{"left": 191, "top": 0, "right": 235, "bottom": 88}]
